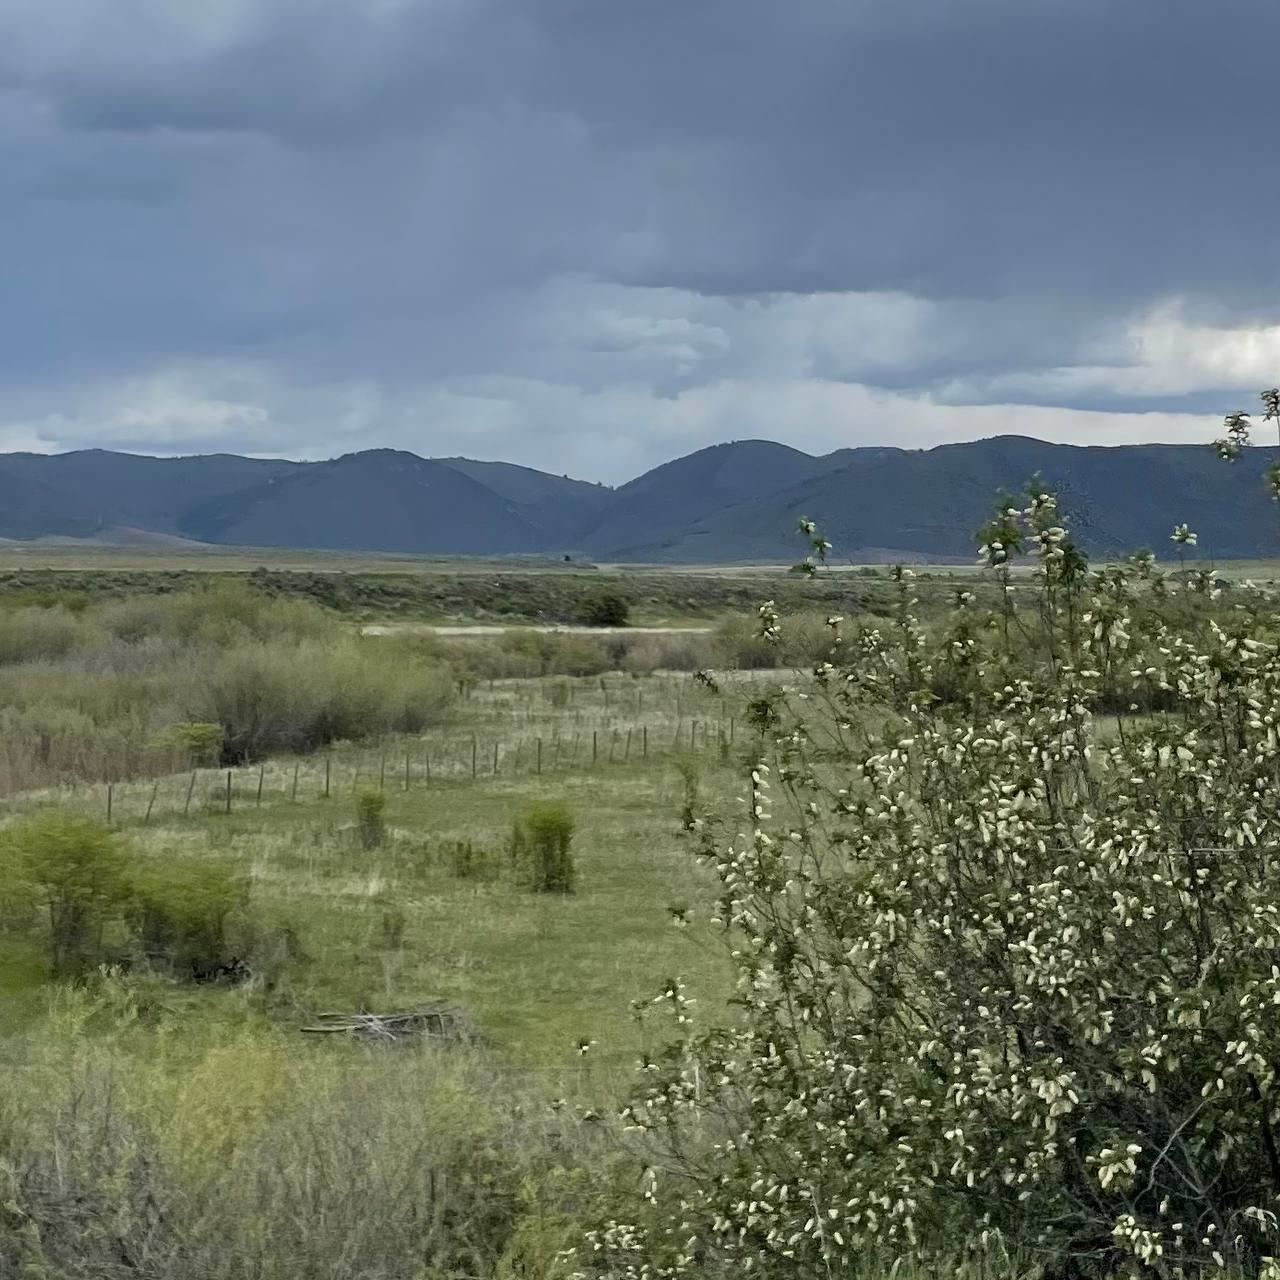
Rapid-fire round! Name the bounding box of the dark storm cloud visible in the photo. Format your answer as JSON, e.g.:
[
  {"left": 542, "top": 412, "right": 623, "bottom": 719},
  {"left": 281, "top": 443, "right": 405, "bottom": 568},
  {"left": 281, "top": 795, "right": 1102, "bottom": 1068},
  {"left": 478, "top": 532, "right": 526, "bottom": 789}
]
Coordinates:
[{"left": 0, "top": 0, "right": 1274, "bottom": 475}]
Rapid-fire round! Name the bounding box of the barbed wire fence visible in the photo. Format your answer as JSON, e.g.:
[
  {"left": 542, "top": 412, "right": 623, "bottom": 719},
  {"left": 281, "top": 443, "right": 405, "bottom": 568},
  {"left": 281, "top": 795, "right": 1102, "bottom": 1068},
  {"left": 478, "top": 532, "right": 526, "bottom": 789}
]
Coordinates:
[{"left": 0, "top": 669, "right": 781, "bottom": 828}]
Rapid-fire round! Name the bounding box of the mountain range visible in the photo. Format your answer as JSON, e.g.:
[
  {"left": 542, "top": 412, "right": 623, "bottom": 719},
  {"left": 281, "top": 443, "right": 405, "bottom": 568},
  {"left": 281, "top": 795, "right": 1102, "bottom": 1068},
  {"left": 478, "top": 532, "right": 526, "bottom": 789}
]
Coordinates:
[{"left": 1, "top": 436, "right": 1278, "bottom": 562}]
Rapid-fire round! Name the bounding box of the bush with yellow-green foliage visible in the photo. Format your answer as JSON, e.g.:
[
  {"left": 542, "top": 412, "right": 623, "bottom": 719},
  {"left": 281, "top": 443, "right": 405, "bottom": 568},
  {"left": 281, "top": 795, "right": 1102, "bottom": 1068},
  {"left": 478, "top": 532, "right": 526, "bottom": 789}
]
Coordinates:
[
  {"left": 129, "top": 861, "right": 251, "bottom": 981},
  {"left": 0, "top": 813, "right": 132, "bottom": 977},
  {"left": 0, "top": 997, "right": 605, "bottom": 1280},
  {"left": 0, "top": 813, "right": 262, "bottom": 983},
  {"left": 190, "top": 636, "right": 452, "bottom": 763}
]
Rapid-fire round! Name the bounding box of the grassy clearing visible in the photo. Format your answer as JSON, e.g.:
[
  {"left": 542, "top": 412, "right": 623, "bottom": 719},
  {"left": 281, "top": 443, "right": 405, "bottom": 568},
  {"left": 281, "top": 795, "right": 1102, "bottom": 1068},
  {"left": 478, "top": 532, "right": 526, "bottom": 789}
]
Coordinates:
[
  {"left": 0, "top": 670, "right": 763, "bottom": 1065},
  {"left": 0, "top": 666, "right": 771, "bottom": 1276}
]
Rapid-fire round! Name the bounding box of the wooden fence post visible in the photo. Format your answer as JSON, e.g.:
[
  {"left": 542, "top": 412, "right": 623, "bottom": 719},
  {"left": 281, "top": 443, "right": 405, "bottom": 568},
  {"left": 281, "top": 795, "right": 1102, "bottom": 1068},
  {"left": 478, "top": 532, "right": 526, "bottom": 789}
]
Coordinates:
[
  {"left": 184, "top": 770, "right": 197, "bottom": 816},
  {"left": 292, "top": 761, "right": 300, "bottom": 802},
  {"left": 324, "top": 754, "right": 331, "bottom": 799},
  {"left": 537, "top": 737, "right": 543, "bottom": 775},
  {"left": 592, "top": 730, "right": 598, "bottom": 764},
  {"left": 471, "top": 736, "right": 478, "bottom": 781},
  {"left": 225, "top": 770, "right": 232, "bottom": 814},
  {"left": 493, "top": 741, "right": 499, "bottom": 775},
  {"left": 643, "top": 725, "right": 648, "bottom": 758},
  {"left": 404, "top": 750, "right": 411, "bottom": 792},
  {"left": 106, "top": 783, "right": 113, "bottom": 825},
  {"left": 256, "top": 765, "right": 265, "bottom": 806},
  {"left": 144, "top": 780, "right": 159, "bottom": 824}
]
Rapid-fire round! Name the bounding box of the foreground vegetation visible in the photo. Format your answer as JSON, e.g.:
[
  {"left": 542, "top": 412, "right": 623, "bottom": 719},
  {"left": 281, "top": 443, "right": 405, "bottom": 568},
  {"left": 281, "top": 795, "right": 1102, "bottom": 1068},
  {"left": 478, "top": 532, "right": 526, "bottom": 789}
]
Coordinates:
[{"left": 14, "top": 424, "right": 1280, "bottom": 1276}]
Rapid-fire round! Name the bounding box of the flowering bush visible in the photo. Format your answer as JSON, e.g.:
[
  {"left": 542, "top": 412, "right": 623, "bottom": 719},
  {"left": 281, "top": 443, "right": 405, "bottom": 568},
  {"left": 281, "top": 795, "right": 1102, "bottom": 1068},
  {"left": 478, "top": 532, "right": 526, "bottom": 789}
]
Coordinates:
[{"left": 581, "top": 484, "right": 1280, "bottom": 1279}]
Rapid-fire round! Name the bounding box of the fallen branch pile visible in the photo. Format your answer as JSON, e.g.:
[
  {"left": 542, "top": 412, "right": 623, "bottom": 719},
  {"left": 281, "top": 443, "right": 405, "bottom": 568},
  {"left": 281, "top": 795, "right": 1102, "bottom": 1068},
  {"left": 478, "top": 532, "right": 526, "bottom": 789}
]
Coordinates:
[{"left": 301, "top": 1001, "right": 472, "bottom": 1045}]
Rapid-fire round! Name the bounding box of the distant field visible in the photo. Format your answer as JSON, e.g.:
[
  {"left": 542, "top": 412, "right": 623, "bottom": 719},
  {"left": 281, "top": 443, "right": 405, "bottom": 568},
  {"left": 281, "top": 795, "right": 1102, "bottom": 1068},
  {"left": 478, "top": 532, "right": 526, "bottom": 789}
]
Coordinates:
[
  {"left": 0, "top": 542, "right": 589, "bottom": 574},
  {"left": 0, "top": 540, "right": 968, "bottom": 575},
  {"left": 0, "top": 560, "right": 932, "bottom": 625}
]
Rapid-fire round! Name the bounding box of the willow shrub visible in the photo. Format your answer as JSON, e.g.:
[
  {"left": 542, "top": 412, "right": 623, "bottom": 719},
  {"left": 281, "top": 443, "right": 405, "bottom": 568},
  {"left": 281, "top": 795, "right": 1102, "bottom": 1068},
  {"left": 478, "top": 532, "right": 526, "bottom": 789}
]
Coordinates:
[
  {"left": 0, "top": 813, "right": 132, "bottom": 978},
  {"left": 583, "top": 494, "right": 1280, "bottom": 1279},
  {"left": 355, "top": 790, "right": 387, "bottom": 850},
  {"left": 129, "top": 861, "right": 250, "bottom": 981},
  {"left": 190, "top": 638, "right": 453, "bottom": 762},
  {"left": 0, "top": 605, "right": 90, "bottom": 665},
  {"left": 515, "top": 802, "right": 577, "bottom": 894}
]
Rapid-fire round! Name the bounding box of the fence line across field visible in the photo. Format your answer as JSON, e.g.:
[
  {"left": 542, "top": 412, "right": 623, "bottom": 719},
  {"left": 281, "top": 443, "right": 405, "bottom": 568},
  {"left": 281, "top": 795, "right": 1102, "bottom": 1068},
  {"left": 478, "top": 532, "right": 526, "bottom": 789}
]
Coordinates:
[
  {"left": 0, "top": 667, "right": 777, "bottom": 826},
  {"left": 26, "top": 713, "right": 744, "bottom": 828}
]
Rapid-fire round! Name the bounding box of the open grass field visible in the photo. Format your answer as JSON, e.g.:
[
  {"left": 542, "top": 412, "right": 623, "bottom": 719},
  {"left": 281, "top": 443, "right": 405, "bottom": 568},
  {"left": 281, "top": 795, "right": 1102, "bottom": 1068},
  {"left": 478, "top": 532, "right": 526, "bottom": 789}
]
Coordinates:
[
  {"left": 0, "top": 657, "right": 779, "bottom": 1274},
  {"left": 0, "top": 668, "right": 764, "bottom": 1092}
]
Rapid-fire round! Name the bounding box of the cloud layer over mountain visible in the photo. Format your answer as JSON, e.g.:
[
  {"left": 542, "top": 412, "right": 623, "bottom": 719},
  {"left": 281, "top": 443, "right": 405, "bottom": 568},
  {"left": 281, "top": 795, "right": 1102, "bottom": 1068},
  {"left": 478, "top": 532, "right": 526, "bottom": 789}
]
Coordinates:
[{"left": 2, "top": 1, "right": 1277, "bottom": 478}]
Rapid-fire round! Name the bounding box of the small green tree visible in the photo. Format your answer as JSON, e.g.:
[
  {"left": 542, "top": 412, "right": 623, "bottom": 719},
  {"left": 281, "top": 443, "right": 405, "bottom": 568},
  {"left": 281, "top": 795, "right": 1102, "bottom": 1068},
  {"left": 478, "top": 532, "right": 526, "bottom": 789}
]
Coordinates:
[
  {"left": 514, "top": 803, "right": 576, "bottom": 894},
  {"left": 164, "top": 721, "right": 224, "bottom": 767},
  {"left": 0, "top": 814, "right": 131, "bottom": 977},
  {"left": 355, "top": 791, "right": 387, "bottom": 850},
  {"left": 577, "top": 590, "right": 629, "bottom": 628}
]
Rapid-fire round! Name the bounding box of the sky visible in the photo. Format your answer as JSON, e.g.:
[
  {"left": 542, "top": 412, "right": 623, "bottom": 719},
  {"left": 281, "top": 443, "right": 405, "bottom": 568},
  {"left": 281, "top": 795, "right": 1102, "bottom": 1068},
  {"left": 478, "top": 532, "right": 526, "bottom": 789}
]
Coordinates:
[{"left": 2, "top": 0, "right": 1280, "bottom": 483}]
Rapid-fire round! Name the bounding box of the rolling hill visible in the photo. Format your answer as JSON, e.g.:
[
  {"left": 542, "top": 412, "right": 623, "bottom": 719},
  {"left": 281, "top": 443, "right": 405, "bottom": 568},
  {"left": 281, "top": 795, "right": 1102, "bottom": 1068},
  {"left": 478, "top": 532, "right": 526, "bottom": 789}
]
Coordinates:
[
  {"left": 614, "top": 437, "right": 1280, "bottom": 563},
  {"left": 176, "top": 450, "right": 544, "bottom": 555},
  {"left": 1, "top": 436, "right": 1279, "bottom": 561}
]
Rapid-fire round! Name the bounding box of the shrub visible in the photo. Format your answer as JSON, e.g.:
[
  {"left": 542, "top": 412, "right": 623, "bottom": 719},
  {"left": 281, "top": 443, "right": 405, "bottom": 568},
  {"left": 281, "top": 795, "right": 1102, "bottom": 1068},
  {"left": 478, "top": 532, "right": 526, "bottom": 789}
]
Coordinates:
[
  {"left": 129, "top": 861, "right": 250, "bottom": 980},
  {"left": 191, "top": 639, "right": 452, "bottom": 762},
  {"left": 447, "top": 839, "right": 498, "bottom": 881},
  {"left": 577, "top": 590, "right": 630, "bottom": 628},
  {"left": 713, "top": 612, "right": 778, "bottom": 669},
  {"left": 673, "top": 757, "right": 701, "bottom": 832},
  {"left": 0, "top": 814, "right": 132, "bottom": 977},
  {"left": 619, "top": 631, "right": 716, "bottom": 675},
  {"left": 514, "top": 802, "right": 576, "bottom": 894},
  {"left": 0, "top": 1028, "right": 594, "bottom": 1280},
  {"left": 0, "top": 605, "right": 90, "bottom": 665},
  {"left": 164, "top": 721, "right": 225, "bottom": 767},
  {"left": 355, "top": 791, "right": 387, "bottom": 850},
  {"left": 591, "top": 492, "right": 1280, "bottom": 1279},
  {"left": 92, "top": 581, "right": 332, "bottom": 649}
]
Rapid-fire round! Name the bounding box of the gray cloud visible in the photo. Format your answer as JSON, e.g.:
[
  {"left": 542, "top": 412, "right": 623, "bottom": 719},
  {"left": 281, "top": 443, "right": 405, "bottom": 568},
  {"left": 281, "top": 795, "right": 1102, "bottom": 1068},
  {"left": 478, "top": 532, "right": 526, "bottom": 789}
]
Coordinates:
[{"left": 0, "top": 0, "right": 1276, "bottom": 480}]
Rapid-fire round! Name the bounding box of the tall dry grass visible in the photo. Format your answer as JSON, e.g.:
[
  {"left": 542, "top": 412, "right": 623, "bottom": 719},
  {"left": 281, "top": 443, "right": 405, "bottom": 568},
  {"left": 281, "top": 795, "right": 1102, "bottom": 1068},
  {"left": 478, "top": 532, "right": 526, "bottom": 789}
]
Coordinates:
[{"left": 1, "top": 995, "right": 600, "bottom": 1279}]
